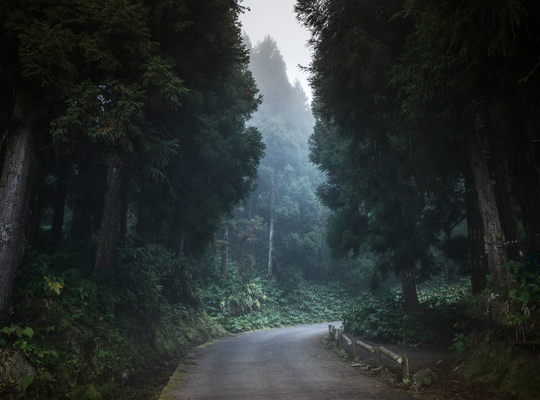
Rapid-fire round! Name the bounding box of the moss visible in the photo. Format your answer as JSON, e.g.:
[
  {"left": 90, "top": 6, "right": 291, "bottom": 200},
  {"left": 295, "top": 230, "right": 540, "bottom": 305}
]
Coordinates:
[{"left": 158, "top": 370, "right": 186, "bottom": 400}]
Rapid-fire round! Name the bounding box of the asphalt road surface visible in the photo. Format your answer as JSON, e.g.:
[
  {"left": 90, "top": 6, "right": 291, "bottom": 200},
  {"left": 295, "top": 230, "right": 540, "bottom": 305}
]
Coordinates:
[{"left": 160, "top": 323, "right": 412, "bottom": 399}]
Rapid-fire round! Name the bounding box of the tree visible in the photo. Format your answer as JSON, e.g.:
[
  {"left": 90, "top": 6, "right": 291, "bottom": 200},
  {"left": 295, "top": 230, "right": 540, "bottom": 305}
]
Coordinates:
[
  {"left": 298, "top": 0, "right": 540, "bottom": 305},
  {"left": 241, "top": 36, "right": 325, "bottom": 282},
  {"left": 131, "top": 0, "right": 265, "bottom": 258},
  {"left": 390, "top": 0, "right": 540, "bottom": 284},
  {"left": 0, "top": 0, "right": 264, "bottom": 319},
  {"left": 49, "top": 0, "right": 186, "bottom": 271},
  {"left": 297, "top": 0, "right": 437, "bottom": 309},
  {"left": 0, "top": 0, "right": 81, "bottom": 318}
]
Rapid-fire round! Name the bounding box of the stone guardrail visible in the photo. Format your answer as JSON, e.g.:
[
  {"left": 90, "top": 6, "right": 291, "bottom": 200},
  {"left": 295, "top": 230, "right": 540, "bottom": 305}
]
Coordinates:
[{"left": 329, "top": 324, "right": 410, "bottom": 380}]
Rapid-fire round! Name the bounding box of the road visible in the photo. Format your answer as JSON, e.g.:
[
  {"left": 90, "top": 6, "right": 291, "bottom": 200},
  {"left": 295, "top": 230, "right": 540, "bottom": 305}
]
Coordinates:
[{"left": 159, "top": 323, "right": 413, "bottom": 399}]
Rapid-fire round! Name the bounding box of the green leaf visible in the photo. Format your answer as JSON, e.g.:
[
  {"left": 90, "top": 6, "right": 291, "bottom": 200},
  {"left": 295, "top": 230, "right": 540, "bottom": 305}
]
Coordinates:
[
  {"left": 43, "top": 276, "right": 63, "bottom": 295},
  {"left": 21, "top": 375, "right": 34, "bottom": 392},
  {"left": 21, "top": 327, "right": 34, "bottom": 339}
]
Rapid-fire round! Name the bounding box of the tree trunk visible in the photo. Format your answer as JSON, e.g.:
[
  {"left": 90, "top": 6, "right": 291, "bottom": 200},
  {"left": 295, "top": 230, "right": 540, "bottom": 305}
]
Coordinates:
[
  {"left": 491, "top": 135, "right": 520, "bottom": 260},
  {"left": 24, "top": 161, "right": 41, "bottom": 249},
  {"left": 94, "top": 156, "right": 124, "bottom": 270},
  {"left": 71, "top": 196, "right": 93, "bottom": 241},
  {"left": 0, "top": 88, "right": 39, "bottom": 321},
  {"left": 466, "top": 174, "right": 490, "bottom": 294},
  {"left": 172, "top": 225, "right": 187, "bottom": 257},
  {"left": 118, "top": 181, "right": 128, "bottom": 242},
  {"left": 221, "top": 222, "right": 229, "bottom": 277},
  {"left": 401, "top": 267, "right": 419, "bottom": 312},
  {"left": 135, "top": 177, "right": 150, "bottom": 243},
  {"left": 267, "top": 170, "right": 275, "bottom": 277},
  {"left": 464, "top": 122, "right": 508, "bottom": 284},
  {"left": 71, "top": 159, "right": 101, "bottom": 241},
  {"left": 51, "top": 160, "right": 68, "bottom": 243},
  {"left": 511, "top": 95, "right": 540, "bottom": 254}
]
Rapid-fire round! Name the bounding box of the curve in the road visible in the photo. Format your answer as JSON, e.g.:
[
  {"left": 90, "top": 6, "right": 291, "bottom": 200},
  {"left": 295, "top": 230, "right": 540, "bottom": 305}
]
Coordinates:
[{"left": 159, "top": 323, "right": 412, "bottom": 399}]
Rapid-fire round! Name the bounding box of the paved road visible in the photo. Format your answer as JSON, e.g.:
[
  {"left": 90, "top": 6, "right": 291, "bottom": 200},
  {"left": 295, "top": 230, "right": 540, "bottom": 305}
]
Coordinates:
[{"left": 159, "top": 323, "right": 412, "bottom": 399}]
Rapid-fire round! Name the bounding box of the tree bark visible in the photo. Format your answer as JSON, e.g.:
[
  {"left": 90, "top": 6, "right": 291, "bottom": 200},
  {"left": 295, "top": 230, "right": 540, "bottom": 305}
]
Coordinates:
[
  {"left": 51, "top": 160, "right": 68, "bottom": 243},
  {"left": 511, "top": 94, "right": 540, "bottom": 254},
  {"left": 135, "top": 177, "right": 150, "bottom": 243},
  {"left": 0, "top": 88, "right": 39, "bottom": 321},
  {"left": 267, "top": 170, "right": 275, "bottom": 277},
  {"left": 221, "top": 222, "right": 229, "bottom": 277},
  {"left": 400, "top": 267, "right": 419, "bottom": 312},
  {"left": 465, "top": 174, "right": 490, "bottom": 294},
  {"left": 71, "top": 159, "right": 102, "bottom": 241},
  {"left": 118, "top": 180, "right": 128, "bottom": 242},
  {"left": 94, "top": 156, "right": 124, "bottom": 270},
  {"left": 464, "top": 122, "right": 508, "bottom": 285},
  {"left": 490, "top": 134, "right": 520, "bottom": 260}
]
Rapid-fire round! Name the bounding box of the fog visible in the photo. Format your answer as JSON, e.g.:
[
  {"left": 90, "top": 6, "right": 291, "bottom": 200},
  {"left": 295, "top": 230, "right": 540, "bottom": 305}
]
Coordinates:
[{"left": 239, "top": 0, "right": 312, "bottom": 101}]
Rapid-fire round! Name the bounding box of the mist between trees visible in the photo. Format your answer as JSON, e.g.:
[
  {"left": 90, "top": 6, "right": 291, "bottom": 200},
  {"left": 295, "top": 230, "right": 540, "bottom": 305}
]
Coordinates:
[{"left": 1, "top": 0, "right": 540, "bottom": 398}]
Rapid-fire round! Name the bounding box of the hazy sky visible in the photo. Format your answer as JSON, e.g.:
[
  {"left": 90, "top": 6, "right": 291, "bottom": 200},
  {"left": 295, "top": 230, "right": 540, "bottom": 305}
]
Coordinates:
[{"left": 239, "top": 0, "right": 312, "bottom": 100}]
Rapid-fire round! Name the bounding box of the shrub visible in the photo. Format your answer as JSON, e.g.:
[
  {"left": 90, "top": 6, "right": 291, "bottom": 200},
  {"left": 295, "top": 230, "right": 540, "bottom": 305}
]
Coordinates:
[
  {"left": 200, "top": 276, "right": 348, "bottom": 333},
  {"left": 466, "top": 261, "right": 540, "bottom": 343},
  {"left": 2, "top": 242, "right": 216, "bottom": 399},
  {"left": 343, "top": 290, "right": 432, "bottom": 345}
]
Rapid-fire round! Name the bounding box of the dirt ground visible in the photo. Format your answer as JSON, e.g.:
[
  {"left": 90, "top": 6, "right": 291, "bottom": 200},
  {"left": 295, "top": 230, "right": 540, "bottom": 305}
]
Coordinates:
[{"left": 334, "top": 318, "right": 518, "bottom": 400}]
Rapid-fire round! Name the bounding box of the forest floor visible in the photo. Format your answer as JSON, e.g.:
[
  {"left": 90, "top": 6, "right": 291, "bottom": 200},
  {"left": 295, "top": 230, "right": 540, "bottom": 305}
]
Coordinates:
[{"left": 335, "top": 314, "right": 519, "bottom": 400}]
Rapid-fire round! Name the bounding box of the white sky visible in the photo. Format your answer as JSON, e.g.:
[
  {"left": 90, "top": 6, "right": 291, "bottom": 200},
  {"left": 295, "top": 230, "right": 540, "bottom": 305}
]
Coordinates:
[{"left": 239, "top": 0, "right": 313, "bottom": 101}]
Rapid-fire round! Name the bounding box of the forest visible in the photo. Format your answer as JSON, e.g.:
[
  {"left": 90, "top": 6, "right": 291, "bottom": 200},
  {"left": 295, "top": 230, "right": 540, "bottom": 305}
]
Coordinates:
[{"left": 1, "top": 0, "right": 540, "bottom": 399}]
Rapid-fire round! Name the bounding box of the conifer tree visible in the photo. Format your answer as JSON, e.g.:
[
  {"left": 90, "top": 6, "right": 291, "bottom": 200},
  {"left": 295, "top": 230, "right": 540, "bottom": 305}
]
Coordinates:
[{"left": 0, "top": 0, "right": 264, "bottom": 319}]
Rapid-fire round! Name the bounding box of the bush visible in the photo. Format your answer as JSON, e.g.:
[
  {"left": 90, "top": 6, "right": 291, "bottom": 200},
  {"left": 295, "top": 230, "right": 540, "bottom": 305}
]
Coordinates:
[
  {"left": 342, "top": 290, "right": 432, "bottom": 345},
  {"left": 1, "top": 243, "right": 219, "bottom": 399},
  {"left": 465, "top": 261, "right": 540, "bottom": 343},
  {"left": 200, "top": 275, "right": 348, "bottom": 333}
]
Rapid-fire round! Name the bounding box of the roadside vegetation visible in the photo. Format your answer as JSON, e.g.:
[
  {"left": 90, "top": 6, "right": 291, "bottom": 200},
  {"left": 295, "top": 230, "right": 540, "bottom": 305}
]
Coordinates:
[
  {"left": 456, "top": 261, "right": 540, "bottom": 399},
  {"left": 343, "top": 280, "right": 464, "bottom": 346},
  {"left": 341, "top": 265, "right": 540, "bottom": 399},
  {"left": 0, "top": 243, "right": 223, "bottom": 399},
  {"left": 0, "top": 242, "right": 348, "bottom": 399},
  {"left": 200, "top": 263, "right": 348, "bottom": 333},
  {"left": 2, "top": 1, "right": 540, "bottom": 399}
]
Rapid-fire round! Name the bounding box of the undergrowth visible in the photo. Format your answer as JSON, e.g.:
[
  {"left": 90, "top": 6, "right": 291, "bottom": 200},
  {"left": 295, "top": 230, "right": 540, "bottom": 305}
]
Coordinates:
[
  {"left": 342, "top": 278, "right": 470, "bottom": 345},
  {"left": 0, "top": 243, "right": 222, "bottom": 399},
  {"left": 455, "top": 260, "right": 540, "bottom": 399},
  {"left": 200, "top": 272, "right": 349, "bottom": 333}
]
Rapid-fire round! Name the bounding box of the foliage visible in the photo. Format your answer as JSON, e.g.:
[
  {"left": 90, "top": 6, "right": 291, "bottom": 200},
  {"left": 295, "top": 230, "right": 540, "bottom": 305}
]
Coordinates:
[
  {"left": 450, "top": 333, "right": 469, "bottom": 358},
  {"left": 200, "top": 271, "right": 349, "bottom": 333},
  {"left": 343, "top": 278, "right": 472, "bottom": 345},
  {"left": 466, "top": 261, "right": 540, "bottom": 343},
  {"left": 417, "top": 277, "right": 471, "bottom": 308},
  {"left": 43, "top": 276, "right": 63, "bottom": 296},
  {"left": 297, "top": 0, "right": 470, "bottom": 312},
  {"left": 504, "top": 261, "right": 540, "bottom": 309},
  {"left": 0, "top": 244, "right": 221, "bottom": 399},
  {"left": 229, "top": 35, "right": 333, "bottom": 283},
  {"left": 0, "top": 0, "right": 264, "bottom": 319},
  {"left": 343, "top": 290, "right": 432, "bottom": 345},
  {"left": 451, "top": 263, "right": 540, "bottom": 398},
  {"left": 417, "top": 277, "right": 471, "bottom": 332}
]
